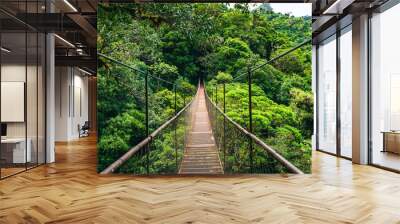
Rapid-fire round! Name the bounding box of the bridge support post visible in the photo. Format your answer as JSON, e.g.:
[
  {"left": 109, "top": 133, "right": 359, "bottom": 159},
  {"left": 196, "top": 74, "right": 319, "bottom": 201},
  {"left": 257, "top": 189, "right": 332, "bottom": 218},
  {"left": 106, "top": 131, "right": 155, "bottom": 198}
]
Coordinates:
[
  {"left": 145, "top": 70, "right": 149, "bottom": 175},
  {"left": 248, "top": 68, "right": 254, "bottom": 173},
  {"left": 223, "top": 83, "right": 226, "bottom": 170},
  {"left": 215, "top": 85, "right": 218, "bottom": 142},
  {"left": 174, "top": 85, "right": 178, "bottom": 171},
  {"left": 215, "top": 85, "right": 218, "bottom": 106}
]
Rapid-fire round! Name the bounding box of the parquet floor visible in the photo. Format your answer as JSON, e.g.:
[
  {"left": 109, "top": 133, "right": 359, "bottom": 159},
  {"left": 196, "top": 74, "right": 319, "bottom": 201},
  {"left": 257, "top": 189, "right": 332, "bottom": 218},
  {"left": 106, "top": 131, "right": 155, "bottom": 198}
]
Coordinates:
[
  {"left": 0, "top": 167, "right": 26, "bottom": 178},
  {"left": 1, "top": 136, "right": 400, "bottom": 223}
]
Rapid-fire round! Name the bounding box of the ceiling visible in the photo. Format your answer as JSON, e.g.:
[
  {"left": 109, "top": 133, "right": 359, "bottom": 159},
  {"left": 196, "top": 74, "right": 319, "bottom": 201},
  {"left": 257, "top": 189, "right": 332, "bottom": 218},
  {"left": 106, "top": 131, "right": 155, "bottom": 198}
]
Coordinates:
[
  {"left": 0, "top": 0, "right": 395, "bottom": 73},
  {"left": 310, "top": 0, "right": 390, "bottom": 42},
  {"left": 0, "top": 0, "right": 98, "bottom": 73}
]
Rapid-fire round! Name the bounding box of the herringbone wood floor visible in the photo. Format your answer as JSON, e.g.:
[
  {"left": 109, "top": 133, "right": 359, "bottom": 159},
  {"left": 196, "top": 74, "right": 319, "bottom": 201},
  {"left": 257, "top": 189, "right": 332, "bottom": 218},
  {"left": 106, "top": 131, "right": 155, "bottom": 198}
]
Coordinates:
[{"left": 1, "top": 136, "right": 400, "bottom": 223}]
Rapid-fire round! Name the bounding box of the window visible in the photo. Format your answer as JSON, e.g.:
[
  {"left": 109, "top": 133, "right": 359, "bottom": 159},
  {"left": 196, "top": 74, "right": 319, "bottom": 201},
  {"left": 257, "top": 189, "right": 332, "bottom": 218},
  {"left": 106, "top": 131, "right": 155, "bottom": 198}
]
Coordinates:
[
  {"left": 370, "top": 3, "right": 400, "bottom": 171},
  {"left": 317, "top": 35, "right": 337, "bottom": 154},
  {"left": 0, "top": 3, "right": 46, "bottom": 179},
  {"left": 340, "top": 26, "right": 352, "bottom": 158}
]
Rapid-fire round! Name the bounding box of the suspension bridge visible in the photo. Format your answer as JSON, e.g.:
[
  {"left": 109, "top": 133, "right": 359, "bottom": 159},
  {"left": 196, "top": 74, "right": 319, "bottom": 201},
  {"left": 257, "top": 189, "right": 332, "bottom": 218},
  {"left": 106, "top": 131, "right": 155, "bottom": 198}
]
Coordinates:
[{"left": 100, "top": 80, "right": 303, "bottom": 175}]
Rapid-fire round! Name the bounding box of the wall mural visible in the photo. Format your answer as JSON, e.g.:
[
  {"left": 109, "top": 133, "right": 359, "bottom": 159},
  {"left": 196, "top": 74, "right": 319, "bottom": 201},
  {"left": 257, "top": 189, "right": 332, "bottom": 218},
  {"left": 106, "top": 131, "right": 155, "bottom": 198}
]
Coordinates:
[{"left": 97, "top": 3, "right": 312, "bottom": 175}]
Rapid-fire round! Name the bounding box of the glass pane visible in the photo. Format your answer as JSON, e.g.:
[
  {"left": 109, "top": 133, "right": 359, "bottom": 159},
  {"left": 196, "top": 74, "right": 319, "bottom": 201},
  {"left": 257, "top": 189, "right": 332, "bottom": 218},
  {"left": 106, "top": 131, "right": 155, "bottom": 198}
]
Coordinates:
[
  {"left": 371, "top": 4, "right": 400, "bottom": 171},
  {"left": 340, "top": 26, "right": 352, "bottom": 158},
  {"left": 1, "top": 30, "right": 27, "bottom": 177},
  {"left": 318, "top": 35, "right": 337, "bottom": 154}
]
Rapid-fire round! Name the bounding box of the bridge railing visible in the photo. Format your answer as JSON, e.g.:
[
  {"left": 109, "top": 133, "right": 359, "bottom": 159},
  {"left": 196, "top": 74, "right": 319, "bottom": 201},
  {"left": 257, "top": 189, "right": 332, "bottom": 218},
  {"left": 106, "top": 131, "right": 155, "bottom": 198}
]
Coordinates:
[
  {"left": 204, "top": 89, "right": 303, "bottom": 174},
  {"left": 204, "top": 39, "right": 312, "bottom": 174},
  {"left": 100, "top": 95, "right": 195, "bottom": 174},
  {"left": 98, "top": 53, "right": 196, "bottom": 174}
]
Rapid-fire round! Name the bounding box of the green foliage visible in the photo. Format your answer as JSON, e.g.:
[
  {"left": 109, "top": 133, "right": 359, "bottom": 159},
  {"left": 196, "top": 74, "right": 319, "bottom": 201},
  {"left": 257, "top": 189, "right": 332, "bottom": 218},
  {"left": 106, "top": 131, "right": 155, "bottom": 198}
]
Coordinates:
[
  {"left": 216, "top": 72, "right": 233, "bottom": 84},
  {"left": 97, "top": 109, "right": 145, "bottom": 172},
  {"left": 150, "top": 62, "right": 179, "bottom": 86},
  {"left": 104, "top": 110, "right": 145, "bottom": 144},
  {"left": 176, "top": 77, "right": 196, "bottom": 100},
  {"left": 289, "top": 88, "right": 314, "bottom": 137},
  {"left": 203, "top": 38, "right": 252, "bottom": 76}
]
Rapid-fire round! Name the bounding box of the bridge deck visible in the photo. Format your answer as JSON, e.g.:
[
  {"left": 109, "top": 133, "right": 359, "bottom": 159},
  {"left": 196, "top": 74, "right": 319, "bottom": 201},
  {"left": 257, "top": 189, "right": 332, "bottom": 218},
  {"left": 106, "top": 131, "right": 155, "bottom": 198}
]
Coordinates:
[{"left": 179, "top": 86, "right": 223, "bottom": 174}]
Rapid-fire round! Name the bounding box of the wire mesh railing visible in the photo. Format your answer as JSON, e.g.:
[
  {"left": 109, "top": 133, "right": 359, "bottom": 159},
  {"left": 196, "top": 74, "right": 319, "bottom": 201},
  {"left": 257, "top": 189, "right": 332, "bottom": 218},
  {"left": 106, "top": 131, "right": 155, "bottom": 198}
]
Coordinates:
[
  {"left": 204, "top": 39, "right": 312, "bottom": 174},
  {"left": 97, "top": 53, "right": 196, "bottom": 174},
  {"left": 109, "top": 97, "right": 194, "bottom": 174},
  {"left": 205, "top": 89, "right": 301, "bottom": 174},
  {"left": 100, "top": 91, "right": 195, "bottom": 174}
]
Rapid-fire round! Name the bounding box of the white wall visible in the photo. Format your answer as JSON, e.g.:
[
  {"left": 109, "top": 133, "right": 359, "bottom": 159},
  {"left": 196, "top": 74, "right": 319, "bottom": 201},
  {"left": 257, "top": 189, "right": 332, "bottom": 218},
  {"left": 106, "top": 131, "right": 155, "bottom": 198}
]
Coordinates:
[
  {"left": 1, "top": 65, "right": 27, "bottom": 139},
  {"left": 1, "top": 63, "right": 46, "bottom": 164},
  {"left": 1, "top": 65, "right": 41, "bottom": 136},
  {"left": 55, "top": 66, "right": 69, "bottom": 141},
  {"left": 72, "top": 72, "right": 89, "bottom": 138},
  {"left": 55, "top": 67, "right": 89, "bottom": 141}
]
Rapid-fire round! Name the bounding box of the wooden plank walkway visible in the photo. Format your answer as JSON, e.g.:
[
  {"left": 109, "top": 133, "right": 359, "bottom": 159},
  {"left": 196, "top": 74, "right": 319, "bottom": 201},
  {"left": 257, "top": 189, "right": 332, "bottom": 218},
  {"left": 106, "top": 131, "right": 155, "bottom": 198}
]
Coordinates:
[{"left": 179, "top": 86, "right": 223, "bottom": 174}]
